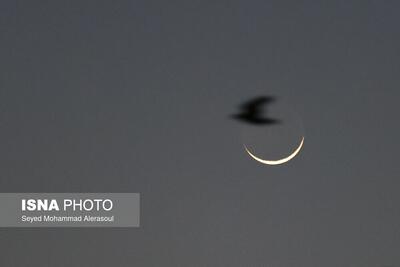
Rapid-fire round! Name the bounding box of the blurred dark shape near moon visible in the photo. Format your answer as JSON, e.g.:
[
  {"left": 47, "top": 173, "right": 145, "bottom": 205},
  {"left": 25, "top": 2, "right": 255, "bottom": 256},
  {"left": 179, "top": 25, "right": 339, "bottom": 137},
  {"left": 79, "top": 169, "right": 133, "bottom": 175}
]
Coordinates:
[
  {"left": 232, "top": 96, "right": 304, "bottom": 166},
  {"left": 232, "top": 96, "right": 281, "bottom": 125}
]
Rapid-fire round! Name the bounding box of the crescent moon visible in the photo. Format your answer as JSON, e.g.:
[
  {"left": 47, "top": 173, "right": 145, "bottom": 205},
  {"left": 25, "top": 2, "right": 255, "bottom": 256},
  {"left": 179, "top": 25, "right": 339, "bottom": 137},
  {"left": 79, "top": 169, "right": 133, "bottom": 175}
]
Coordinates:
[{"left": 244, "top": 137, "right": 304, "bottom": 165}]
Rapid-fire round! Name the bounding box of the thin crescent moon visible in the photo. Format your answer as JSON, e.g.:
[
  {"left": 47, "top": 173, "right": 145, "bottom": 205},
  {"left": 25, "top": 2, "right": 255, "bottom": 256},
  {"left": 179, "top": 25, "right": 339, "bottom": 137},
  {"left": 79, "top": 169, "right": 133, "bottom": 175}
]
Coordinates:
[{"left": 244, "top": 137, "right": 304, "bottom": 165}]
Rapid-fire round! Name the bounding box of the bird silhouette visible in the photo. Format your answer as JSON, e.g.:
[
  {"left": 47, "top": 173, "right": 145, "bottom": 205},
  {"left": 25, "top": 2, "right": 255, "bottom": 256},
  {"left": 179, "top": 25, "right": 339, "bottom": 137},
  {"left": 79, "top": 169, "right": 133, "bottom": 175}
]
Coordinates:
[{"left": 232, "top": 96, "right": 281, "bottom": 125}]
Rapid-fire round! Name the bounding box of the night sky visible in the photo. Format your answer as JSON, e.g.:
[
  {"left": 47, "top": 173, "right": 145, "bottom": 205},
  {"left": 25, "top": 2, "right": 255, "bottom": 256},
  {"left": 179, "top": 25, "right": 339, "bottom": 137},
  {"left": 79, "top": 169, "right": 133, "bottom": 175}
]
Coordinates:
[{"left": 1, "top": 1, "right": 400, "bottom": 266}]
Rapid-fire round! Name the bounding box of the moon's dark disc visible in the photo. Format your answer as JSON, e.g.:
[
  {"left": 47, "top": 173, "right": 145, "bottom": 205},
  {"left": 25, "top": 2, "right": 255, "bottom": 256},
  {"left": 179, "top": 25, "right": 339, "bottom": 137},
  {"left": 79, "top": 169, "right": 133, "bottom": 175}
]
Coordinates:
[{"left": 240, "top": 99, "right": 304, "bottom": 164}]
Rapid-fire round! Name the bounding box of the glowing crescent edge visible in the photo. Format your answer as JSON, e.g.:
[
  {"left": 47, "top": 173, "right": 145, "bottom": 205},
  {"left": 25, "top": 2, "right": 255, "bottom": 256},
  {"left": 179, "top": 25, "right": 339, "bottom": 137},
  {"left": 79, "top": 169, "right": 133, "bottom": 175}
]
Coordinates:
[{"left": 244, "top": 137, "right": 304, "bottom": 165}]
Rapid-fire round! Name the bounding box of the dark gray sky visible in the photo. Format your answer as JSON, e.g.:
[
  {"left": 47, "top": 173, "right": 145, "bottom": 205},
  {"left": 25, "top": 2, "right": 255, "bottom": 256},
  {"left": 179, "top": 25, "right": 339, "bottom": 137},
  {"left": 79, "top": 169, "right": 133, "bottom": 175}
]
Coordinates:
[{"left": 1, "top": 1, "right": 400, "bottom": 266}]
